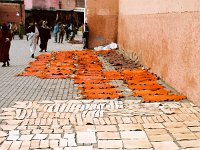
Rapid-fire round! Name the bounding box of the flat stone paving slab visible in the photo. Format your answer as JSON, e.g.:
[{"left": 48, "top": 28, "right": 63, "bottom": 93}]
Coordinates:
[{"left": 0, "top": 100, "right": 199, "bottom": 149}]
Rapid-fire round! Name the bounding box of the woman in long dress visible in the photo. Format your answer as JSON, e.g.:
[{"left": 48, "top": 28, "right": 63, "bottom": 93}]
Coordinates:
[
  {"left": 0, "top": 24, "right": 12, "bottom": 67},
  {"left": 39, "top": 21, "right": 51, "bottom": 52}
]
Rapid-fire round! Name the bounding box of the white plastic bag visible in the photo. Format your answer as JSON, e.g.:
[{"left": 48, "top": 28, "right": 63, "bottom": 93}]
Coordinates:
[{"left": 94, "top": 42, "right": 118, "bottom": 50}]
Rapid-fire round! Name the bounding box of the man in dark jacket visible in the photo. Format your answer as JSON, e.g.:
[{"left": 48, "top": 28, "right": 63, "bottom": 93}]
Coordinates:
[{"left": 82, "top": 23, "right": 89, "bottom": 49}]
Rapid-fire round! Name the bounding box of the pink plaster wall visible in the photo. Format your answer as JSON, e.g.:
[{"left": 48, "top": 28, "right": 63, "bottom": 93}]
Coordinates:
[
  {"left": 86, "top": 0, "right": 118, "bottom": 48},
  {"left": 0, "top": 3, "right": 25, "bottom": 25},
  {"left": 24, "top": 0, "right": 76, "bottom": 10},
  {"left": 60, "top": 0, "right": 76, "bottom": 10},
  {"left": 118, "top": 0, "right": 200, "bottom": 106},
  {"left": 24, "top": 0, "right": 33, "bottom": 10},
  {"left": 24, "top": 0, "right": 59, "bottom": 10}
]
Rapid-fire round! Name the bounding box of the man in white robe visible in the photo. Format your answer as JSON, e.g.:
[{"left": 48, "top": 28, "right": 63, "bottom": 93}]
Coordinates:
[{"left": 27, "top": 22, "right": 39, "bottom": 58}]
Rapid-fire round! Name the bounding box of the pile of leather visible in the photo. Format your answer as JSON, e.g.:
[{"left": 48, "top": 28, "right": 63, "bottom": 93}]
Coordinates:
[
  {"left": 67, "top": 40, "right": 82, "bottom": 44},
  {"left": 74, "top": 51, "right": 123, "bottom": 99},
  {"left": 17, "top": 50, "right": 186, "bottom": 102},
  {"left": 17, "top": 52, "right": 76, "bottom": 79},
  {"left": 99, "top": 50, "right": 140, "bottom": 70},
  {"left": 123, "top": 69, "right": 186, "bottom": 102}
]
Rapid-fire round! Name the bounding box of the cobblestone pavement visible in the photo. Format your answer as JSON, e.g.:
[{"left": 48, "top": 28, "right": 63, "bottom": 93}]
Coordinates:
[
  {"left": 1, "top": 36, "right": 200, "bottom": 150},
  {"left": 0, "top": 36, "right": 83, "bottom": 108}
]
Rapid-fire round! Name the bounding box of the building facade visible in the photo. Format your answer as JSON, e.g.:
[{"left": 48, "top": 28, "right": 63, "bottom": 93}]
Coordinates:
[
  {"left": 0, "top": 0, "right": 25, "bottom": 25},
  {"left": 86, "top": 0, "right": 118, "bottom": 48},
  {"left": 24, "top": 0, "right": 59, "bottom": 10},
  {"left": 24, "top": 0, "right": 85, "bottom": 29},
  {"left": 86, "top": 0, "right": 200, "bottom": 106}
]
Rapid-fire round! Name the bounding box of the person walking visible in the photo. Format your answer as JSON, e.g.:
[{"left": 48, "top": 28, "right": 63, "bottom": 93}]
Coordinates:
[
  {"left": 39, "top": 21, "right": 51, "bottom": 52},
  {"left": 68, "top": 23, "right": 74, "bottom": 42},
  {"left": 82, "top": 23, "right": 89, "bottom": 49},
  {"left": 0, "top": 24, "right": 12, "bottom": 67},
  {"left": 65, "top": 22, "right": 71, "bottom": 41},
  {"left": 26, "top": 22, "right": 39, "bottom": 58},
  {"left": 18, "top": 21, "right": 24, "bottom": 40},
  {"left": 11, "top": 22, "right": 18, "bottom": 39},
  {"left": 58, "top": 23, "right": 65, "bottom": 43},
  {"left": 79, "top": 23, "right": 84, "bottom": 35},
  {"left": 53, "top": 22, "right": 59, "bottom": 43}
]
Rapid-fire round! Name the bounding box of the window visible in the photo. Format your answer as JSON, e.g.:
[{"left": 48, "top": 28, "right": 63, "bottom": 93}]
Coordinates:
[
  {"left": 76, "top": 0, "right": 85, "bottom": 8},
  {"left": 67, "top": 0, "right": 70, "bottom": 5}
]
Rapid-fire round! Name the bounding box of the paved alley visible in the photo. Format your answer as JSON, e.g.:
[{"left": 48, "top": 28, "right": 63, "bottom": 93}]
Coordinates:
[
  {"left": 0, "top": 36, "right": 200, "bottom": 150},
  {"left": 0, "top": 36, "right": 83, "bottom": 108}
]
